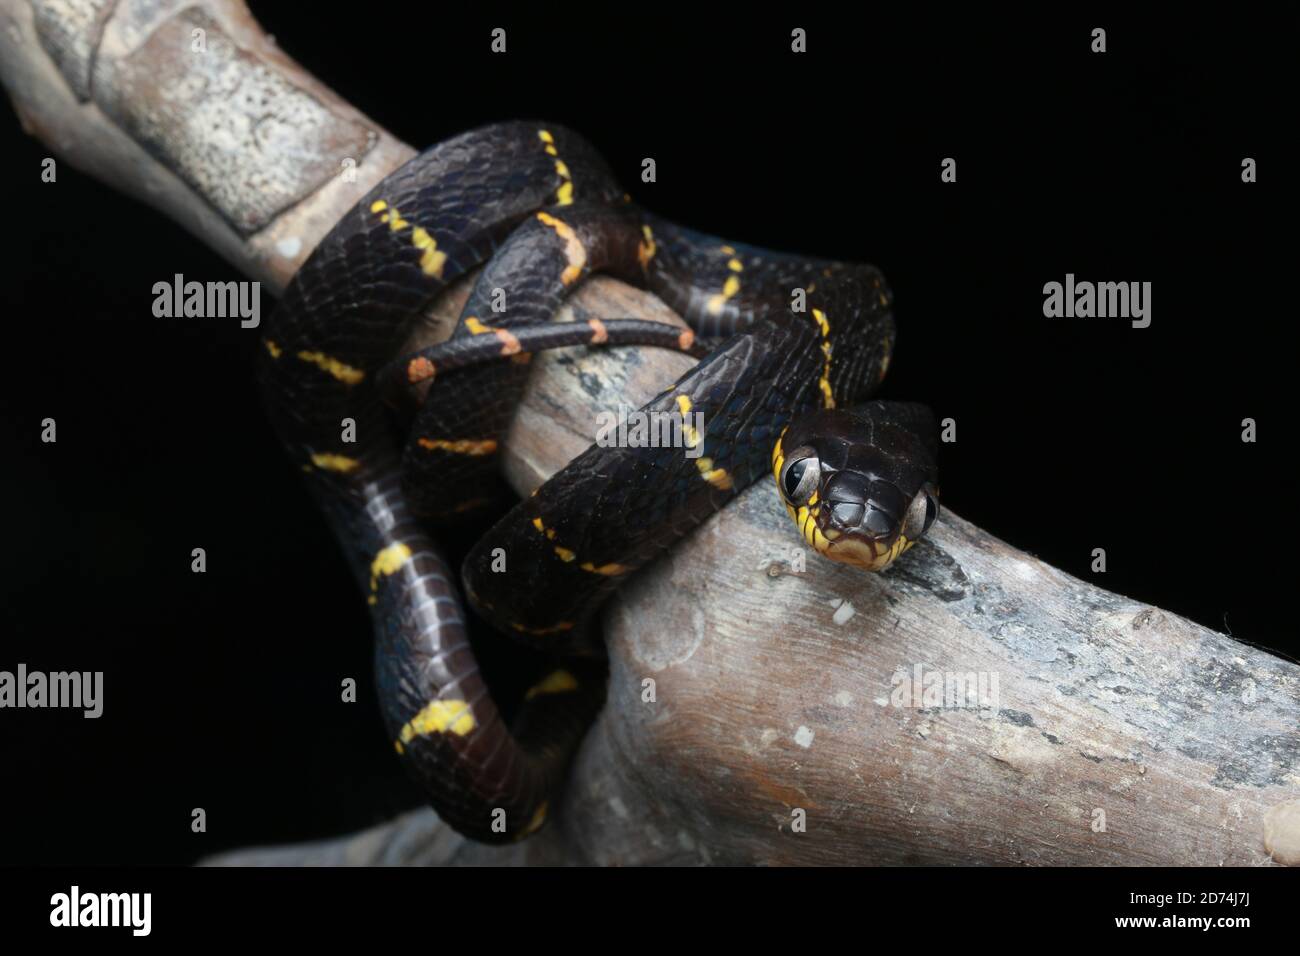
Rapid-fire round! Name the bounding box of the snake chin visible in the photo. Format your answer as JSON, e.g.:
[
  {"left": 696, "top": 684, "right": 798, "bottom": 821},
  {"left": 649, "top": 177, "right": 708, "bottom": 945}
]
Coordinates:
[
  {"left": 785, "top": 498, "right": 912, "bottom": 572},
  {"left": 819, "top": 532, "right": 912, "bottom": 571}
]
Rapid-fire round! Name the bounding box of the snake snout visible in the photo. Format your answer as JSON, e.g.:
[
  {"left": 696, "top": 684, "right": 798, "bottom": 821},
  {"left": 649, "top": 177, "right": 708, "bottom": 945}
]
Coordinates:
[{"left": 822, "top": 474, "right": 907, "bottom": 540}]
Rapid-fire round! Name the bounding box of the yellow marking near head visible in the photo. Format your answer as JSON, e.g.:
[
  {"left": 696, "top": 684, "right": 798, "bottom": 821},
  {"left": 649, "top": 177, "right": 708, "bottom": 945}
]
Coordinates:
[
  {"left": 811, "top": 308, "right": 830, "bottom": 337},
  {"left": 698, "top": 463, "right": 733, "bottom": 490},
  {"left": 676, "top": 396, "right": 702, "bottom": 448},
  {"left": 705, "top": 272, "right": 742, "bottom": 316},
  {"left": 536, "top": 211, "right": 586, "bottom": 284},
  {"left": 465, "top": 317, "right": 492, "bottom": 334},
  {"left": 533, "top": 515, "right": 612, "bottom": 566},
  {"left": 638, "top": 225, "right": 657, "bottom": 268},
  {"left": 819, "top": 378, "right": 835, "bottom": 407},
  {"left": 810, "top": 308, "right": 835, "bottom": 408},
  {"left": 826, "top": 531, "right": 911, "bottom": 571},
  {"left": 371, "top": 543, "right": 411, "bottom": 578},
  {"left": 786, "top": 496, "right": 913, "bottom": 571},
  {"left": 368, "top": 542, "right": 412, "bottom": 603},
  {"left": 727, "top": 258, "right": 744, "bottom": 272},
  {"left": 263, "top": 339, "right": 282, "bottom": 359},
  {"left": 394, "top": 699, "right": 477, "bottom": 753},
  {"left": 525, "top": 670, "right": 579, "bottom": 701},
  {"left": 416, "top": 438, "right": 498, "bottom": 456},
  {"left": 410, "top": 226, "right": 447, "bottom": 278},
  {"left": 720, "top": 245, "right": 736, "bottom": 255},
  {"left": 675, "top": 393, "right": 733, "bottom": 490},
  {"left": 371, "top": 200, "right": 446, "bottom": 275},
  {"left": 771, "top": 434, "right": 785, "bottom": 484},
  {"left": 538, "top": 132, "right": 575, "bottom": 204},
  {"left": 296, "top": 350, "right": 365, "bottom": 385},
  {"left": 579, "top": 561, "right": 631, "bottom": 576},
  {"left": 519, "top": 801, "right": 548, "bottom": 838},
  {"left": 311, "top": 452, "right": 360, "bottom": 473}
]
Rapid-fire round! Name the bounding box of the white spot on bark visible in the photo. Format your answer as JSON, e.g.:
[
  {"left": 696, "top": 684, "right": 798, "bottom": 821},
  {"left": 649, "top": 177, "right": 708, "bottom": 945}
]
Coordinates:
[
  {"left": 621, "top": 600, "right": 705, "bottom": 671},
  {"left": 986, "top": 723, "right": 1059, "bottom": 774},
  {"left": 794, "top": 725, "right": 815, "bottom": 748},
  {"left": 832, "top": 600, "right": 856, "bottom": 625},
  {"left": 832, "top": 691, "right": 853, "bottom": 707},
  {"left": 276, "top": 236, "right": 302, "bottom": 258}
]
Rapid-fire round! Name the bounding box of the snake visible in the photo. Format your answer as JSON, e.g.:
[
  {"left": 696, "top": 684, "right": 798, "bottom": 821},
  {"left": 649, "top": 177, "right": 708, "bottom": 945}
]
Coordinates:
[{"left": 259, "top": 121, "right": 939, "bottom": 844}]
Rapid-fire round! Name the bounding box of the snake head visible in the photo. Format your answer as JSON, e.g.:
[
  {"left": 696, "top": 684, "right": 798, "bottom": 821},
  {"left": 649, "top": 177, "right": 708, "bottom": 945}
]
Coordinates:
[{"left": 772, "top": 403, "right": 939, "bottom": 571}]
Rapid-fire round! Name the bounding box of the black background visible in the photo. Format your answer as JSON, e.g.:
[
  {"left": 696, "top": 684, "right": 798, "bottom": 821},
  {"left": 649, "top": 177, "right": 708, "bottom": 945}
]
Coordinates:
[{"left": 0, "top": 6, "right": 1295, "bottom": 864}]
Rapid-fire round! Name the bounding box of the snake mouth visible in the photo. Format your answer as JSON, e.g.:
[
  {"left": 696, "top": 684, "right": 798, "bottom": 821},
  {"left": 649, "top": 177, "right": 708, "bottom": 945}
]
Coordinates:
[
  {"left": 786, "top": 501, "right": 914, "bottom": 571},
  {"left": 819, "top": 528, "right": 912, "bottom": 570}
]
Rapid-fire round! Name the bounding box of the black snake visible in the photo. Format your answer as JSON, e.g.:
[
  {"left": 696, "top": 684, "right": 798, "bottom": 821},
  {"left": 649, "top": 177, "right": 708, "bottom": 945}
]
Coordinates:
[{"left": 259, "top": 121, "right": 937, "bottom": 843}]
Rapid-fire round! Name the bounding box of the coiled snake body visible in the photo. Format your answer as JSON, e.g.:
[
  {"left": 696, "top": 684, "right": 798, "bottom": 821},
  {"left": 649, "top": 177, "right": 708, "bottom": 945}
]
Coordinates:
[{"left": 260, "top": 122, "right": 936, "bottom": 843}]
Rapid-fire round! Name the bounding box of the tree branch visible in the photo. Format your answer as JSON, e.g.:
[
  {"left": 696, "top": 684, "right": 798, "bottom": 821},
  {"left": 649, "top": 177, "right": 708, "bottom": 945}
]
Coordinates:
[{"left": 6, "top": 0, "right": 1297, "bottom": 866}]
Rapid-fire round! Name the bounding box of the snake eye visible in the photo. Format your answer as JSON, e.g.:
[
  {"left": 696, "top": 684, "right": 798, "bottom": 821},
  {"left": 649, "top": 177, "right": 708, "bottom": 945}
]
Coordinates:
[
  {"left": 902, "top": 486, "right": 940, "bottom": 540},
  {"left": 779, "top": 449, "right": 821, "bottom": 506}
]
